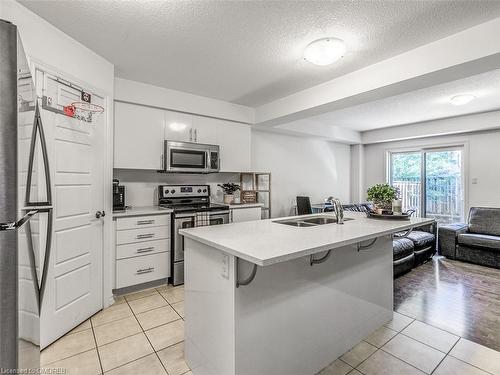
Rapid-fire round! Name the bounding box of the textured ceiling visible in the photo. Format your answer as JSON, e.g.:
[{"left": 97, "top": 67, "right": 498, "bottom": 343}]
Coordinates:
[
  {"left": 308, "top": 69, "right": 500, "bottom": 131},
  {"left": 20, "top": 0, "right": 500, "bottom": 107}
]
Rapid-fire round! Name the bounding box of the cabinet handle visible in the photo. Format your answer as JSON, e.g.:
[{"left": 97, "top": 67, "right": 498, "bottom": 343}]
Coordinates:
[
  {"left": 160, "top": 154, "right": 163, "bottom": 170},
  {"left": 194, "top": 128, "right": 197, "bottom": 142},
  {"left": 137, "top": 246, "right": 155, "bottom": 253},
  {"left": 137, "top": 219, "right": 155, "bottom": 225},
  {"left": 137, "top": 233, "right": 154, "bottom": 239},
  {"left": 189, "top": 128, "right": 193, "bottom": 142},
  {"left": 230, "top": 210, "right": 233, "bottom": 222},
  {"left": 137, "top": 267, "right": 154, "bottom": 274}
]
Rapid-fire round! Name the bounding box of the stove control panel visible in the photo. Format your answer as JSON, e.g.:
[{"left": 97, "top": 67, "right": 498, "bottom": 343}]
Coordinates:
[{"left": 158, "top": 185, "right": 209, "bottom": 199}]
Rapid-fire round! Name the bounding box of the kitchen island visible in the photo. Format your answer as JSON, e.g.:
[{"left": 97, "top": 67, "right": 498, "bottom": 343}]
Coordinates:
[{"left": 180, "top": 212, "right": 434, "bottom": 375}]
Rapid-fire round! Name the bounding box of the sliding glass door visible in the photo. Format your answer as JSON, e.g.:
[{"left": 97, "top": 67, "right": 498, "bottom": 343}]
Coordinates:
[{"left": 389, "top": 147, "right": 464, "bottom": 224}]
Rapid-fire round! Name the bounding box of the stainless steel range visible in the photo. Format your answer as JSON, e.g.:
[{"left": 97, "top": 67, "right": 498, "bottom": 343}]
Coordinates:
[{"left": 158, "top": 184, "right": 229, "bottom": 286}]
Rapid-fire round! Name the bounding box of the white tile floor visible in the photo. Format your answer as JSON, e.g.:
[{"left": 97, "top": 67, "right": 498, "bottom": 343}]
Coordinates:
[
  {"left": 42, "top": 285, "right": 500, "bottom": 375},
  {"left": 320, "top": 312, "right": 500, "bottom": 375},
  {"left": 41, "top": 284, "right": 190, "bottom": 375}
]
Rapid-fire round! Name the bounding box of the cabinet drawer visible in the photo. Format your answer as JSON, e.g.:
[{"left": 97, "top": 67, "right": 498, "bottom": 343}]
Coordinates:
[
  {"left": 116, "top": 252, "right": 170, "bottom": 289},
  {"left": 116, "top": 239, "right": 170, "bottom": 260},
  {"left": 116, "top": 226, "right": 170, "bottom": 245},
  {"left": 116, "top": 214, "right": 170, "bottom": 231}
]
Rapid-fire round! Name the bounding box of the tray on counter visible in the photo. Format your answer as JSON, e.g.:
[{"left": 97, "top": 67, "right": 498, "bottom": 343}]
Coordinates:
[{"left": 366, "top": 211, "right": 411, "bottom": 220}]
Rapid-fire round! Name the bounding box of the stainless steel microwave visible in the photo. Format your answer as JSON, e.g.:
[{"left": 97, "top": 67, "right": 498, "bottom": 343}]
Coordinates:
[{"left": 164, "top": 140, "right": 220, "bottom": 173}]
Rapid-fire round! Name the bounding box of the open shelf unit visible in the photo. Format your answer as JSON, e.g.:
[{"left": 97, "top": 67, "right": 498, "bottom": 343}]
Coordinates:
[{"left": 239, "top": 172, "right": 271, "bottom": 219}]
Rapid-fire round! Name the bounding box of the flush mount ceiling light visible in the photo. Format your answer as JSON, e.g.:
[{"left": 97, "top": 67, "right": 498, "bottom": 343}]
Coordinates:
[
  {"left": 449, "top": 94, "right": 476, "bottom": 105},
  {"left": 304, "top": 38, "right": 346, "bottom": 66}
]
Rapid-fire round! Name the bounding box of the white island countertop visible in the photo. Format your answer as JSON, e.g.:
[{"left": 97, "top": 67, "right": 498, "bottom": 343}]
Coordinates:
[{"left": 180, "top": 212, "right": 434, "bottom": 266}]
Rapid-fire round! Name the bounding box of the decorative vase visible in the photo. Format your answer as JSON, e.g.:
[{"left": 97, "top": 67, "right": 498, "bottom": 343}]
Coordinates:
[
  {"left": 374, "top": 200, "right": 392, "bottom": 214},
  {"left": 392, "top": 199, "right": 403, "bottom": 215},
  {"left": 223, "top": 194, "right": 234, "bottom": 204}
]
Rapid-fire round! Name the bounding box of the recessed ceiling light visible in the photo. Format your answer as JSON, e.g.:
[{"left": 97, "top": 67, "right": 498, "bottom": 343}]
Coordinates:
[
  {"left": 304, "top": 38, "right": 346, "bottom": 66},
  {"left": 449, "top": 94, "right": 476, "bottom": 105}
]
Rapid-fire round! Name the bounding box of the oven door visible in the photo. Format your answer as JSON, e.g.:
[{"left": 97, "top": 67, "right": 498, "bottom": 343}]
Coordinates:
[
  {"left": 209, "top": 212, "right": 229, "bottom": 225},
  {"left": 165, "top": 141, "right": 208, "bottom": 173}
]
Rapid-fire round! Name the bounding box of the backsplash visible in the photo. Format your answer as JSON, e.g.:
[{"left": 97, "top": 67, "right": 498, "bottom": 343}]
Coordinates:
[{"left": 113, "top": 169, "right": 240, "bottom": 207}]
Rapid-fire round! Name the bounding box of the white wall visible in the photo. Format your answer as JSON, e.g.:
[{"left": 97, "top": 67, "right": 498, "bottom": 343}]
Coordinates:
[
  {"left": 362, "top": 130, "right": 500, "bottom": 211},
  {"left": 251, "top": 131, "right": 351, "bottom": 218},
  {"left": 113, "top": 170, "right": 240, "bottom": 207},
  {"left": 115, "top": 78, "right": 254, "bottom": 124},
  {"left": 1, "top": 0, "right": 114, "bottom": 95}
]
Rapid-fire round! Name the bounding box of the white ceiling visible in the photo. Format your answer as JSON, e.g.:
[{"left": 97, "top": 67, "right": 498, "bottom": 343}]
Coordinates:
[
  {"left": 19, "top": 0, "right": 500, "bottom": 107},
  {"left": 307, "top": 69, "right": 500, "bottom": 132}
]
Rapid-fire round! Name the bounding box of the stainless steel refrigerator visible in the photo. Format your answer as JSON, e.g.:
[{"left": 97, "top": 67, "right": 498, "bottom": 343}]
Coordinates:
[{"left": 0, "top": 19, "right": 52, "bottom": 371}]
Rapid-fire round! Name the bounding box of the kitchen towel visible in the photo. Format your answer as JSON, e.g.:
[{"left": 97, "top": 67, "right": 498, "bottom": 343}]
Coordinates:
[{"left": 195, "top": 211, "right": 210, "bottom": 227}]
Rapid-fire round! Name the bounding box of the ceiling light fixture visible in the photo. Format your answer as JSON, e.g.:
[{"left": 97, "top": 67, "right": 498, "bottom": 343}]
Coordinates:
[
  {"left": 449, "top": 94, "right": 476, "bottom": 106},
  {"left": 304, "top": 38, "right": 346, "bottom": 66}
]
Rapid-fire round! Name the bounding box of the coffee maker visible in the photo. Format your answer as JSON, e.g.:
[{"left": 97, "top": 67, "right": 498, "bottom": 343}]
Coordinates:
[{"left": 113, "top": 179, "right": 126, "bottom": 211}]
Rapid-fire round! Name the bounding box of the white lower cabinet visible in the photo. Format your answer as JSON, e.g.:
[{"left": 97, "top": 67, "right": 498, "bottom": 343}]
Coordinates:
[
  {"left": 230, "top": 206, "right": 262, "bottom": 223},
  {"left": 116, "top": 239, "right": 170, "bottom": 260},
  {"left": 116, "top": 252, "right": 170, "bottom": 289},
  {"left": 115, "top": 214, "right": 171, "bottom": 289}
]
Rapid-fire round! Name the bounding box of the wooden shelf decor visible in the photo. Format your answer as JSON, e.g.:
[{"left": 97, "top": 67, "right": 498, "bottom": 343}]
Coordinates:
[{"left": 239, "top": 172, "right": 272, "bottom": 219}]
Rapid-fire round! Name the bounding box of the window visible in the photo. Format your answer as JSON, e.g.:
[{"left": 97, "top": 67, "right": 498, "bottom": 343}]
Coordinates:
[{"left": 388, "top": 147, "right": 465, "bottom": 224}]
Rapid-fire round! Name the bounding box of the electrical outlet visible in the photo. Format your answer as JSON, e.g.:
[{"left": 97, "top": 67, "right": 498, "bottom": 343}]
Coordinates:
[
  {"left": 221, "top": 254, "right": 230, "bottom": 279},
  {"left": 471, "top": 178, "right": 478, "bottom": 185}
]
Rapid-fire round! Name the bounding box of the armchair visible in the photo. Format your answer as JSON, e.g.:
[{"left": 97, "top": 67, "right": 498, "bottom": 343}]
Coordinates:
[{"left": 438, "top": 207, "right": 500, "bottom": 269}]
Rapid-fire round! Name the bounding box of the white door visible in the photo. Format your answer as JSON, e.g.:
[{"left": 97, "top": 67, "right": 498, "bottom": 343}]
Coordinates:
[
  {"left": 114, "top": 102, "right": 164, "bottom": 169},
  {"left": 40, "top": 94, "right": 105, "bottom": 347},
  {"left": 191, "top": 115, "right": 217, "bottom": 144},
  {"left": 164, "top": 110, "right": 193, "bottom": 142}
]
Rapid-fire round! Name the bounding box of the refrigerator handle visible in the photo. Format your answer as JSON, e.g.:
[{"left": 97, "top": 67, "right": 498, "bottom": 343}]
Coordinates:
[
  {"left": 38, "top": 208, "right": 53, "bottom": 311},
  {"left": 0, "top": 210, "right": 38, "bottom": 231},
  {"left": 25, "top": 103, "right": 52, "bottom": 207},
  {"left": 23, "top": 208, "right": 53, "bottom": 313}
]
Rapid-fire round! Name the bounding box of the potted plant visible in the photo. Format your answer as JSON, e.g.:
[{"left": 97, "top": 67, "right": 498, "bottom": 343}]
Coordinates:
[
  {"left": 218, "top": 183, "right": 240, "bottom": 204},
  {"left": 367, "top": 183, "right": 399, "bottom": 214}
]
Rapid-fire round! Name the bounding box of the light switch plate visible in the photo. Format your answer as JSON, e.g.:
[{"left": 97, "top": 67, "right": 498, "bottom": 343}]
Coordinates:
[{"left": 471, "top": 178, "right": 478, "bottom": 184}]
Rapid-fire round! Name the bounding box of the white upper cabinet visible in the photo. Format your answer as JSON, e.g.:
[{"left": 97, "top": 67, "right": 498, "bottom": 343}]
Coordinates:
[
  {"left": 114, "top": 102, "right": 165, "bottom": 170},
  {"left": 164, "top": 110, "right": 193, "bottom": 142},
  {"left": 164, "top": 111, "right": 217, "bottom": 144},
  {"left": 191, "top": 115, "right": 217, "bottom": 144},
  {"left": 216, "top": 120, "right": 251, "bottom": 172},
  {"left": 115, "top": 102, "right": 251, "bottom": 171}
]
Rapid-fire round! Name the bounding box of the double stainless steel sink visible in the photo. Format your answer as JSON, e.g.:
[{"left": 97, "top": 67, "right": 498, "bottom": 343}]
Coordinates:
[{"left": 274, "top": 215, "right": 354, "bottom": 227}]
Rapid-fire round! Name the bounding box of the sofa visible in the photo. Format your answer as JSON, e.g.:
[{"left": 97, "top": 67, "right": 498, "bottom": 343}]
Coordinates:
[
  {"left": 343, "top": 203, "right": 437, "bottom": 277},
  {"left": 439, "top": 207, "right": 500, "bottom": 269},
  {"left": 392, "top": 226, "right": 436, "bottom": 277}
]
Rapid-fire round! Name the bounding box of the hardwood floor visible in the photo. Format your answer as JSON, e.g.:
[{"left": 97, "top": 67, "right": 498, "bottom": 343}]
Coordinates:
[{"left": 394, "top": 256, "right": 500, "bottom": 352}]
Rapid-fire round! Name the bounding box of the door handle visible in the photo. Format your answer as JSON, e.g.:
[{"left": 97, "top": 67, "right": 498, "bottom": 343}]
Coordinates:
[
  {"left": 137, "top": 219, "right": 155, "bottom": 225},
  {"left": 137, "top": 267, "right": 155, "bottom": 274},
  {"left": 95, "top": 210, "right": 106, "bottom": 219},
  {"left": 137, "top": 246, "right": 155, "bottom": 253}
]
